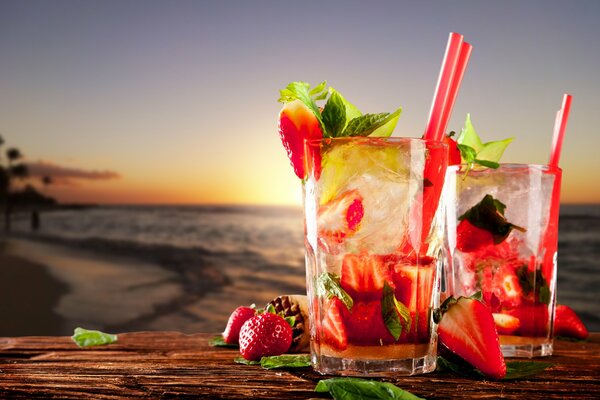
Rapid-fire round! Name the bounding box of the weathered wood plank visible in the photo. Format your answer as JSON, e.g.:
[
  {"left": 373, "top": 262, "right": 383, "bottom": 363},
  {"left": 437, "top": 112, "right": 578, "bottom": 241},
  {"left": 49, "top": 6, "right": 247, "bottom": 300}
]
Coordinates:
[{"left": 1, "top": 332, "right": 598, "bottom": 399}]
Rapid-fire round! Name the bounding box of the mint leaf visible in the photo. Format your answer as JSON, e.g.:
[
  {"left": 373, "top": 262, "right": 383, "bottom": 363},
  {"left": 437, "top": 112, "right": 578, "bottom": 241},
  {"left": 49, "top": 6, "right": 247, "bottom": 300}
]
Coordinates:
[
  {"left": 71, "top": 327, "right": 117, "bottom": 347},
  {"left": 278, "top": 81, "right": 325, "bottom": 128},
  {"left": 457, "top": 114, "right": 484, "bottom": 152},
  {"left": 322, "top": 90, "right": 347, "bottom": 138},
  {"left": 516, "top": 265, "right": 550, "bottom": 305},
  {"left": 316, "top": 272, "right": 354, "bottom": 311},
  {"left": 234, "top": 357, "right": 261, "bottom": 365},
  {"left": 315, "top": 377, "right": 424, "bottom": 400},
  {"left": 459, "top": 194, "right": 526, "bottom": 244},
  {"left": 342, "top": 108, "right": 402, "bottom": 137},
  {"left": 260, "top": 354, "right": 311, "bottom": 369},
  {"left": 381, "top": 281, "right": 411, "bottom": 341},
  {"left": 209, "top": 336, "right": 239, "bottom": 348},
  {"left": 331, "top": 87, "right": 362, "bottom": 125},
  {"left": 456, "top": 114, "right": 512, "bottom": 170}
]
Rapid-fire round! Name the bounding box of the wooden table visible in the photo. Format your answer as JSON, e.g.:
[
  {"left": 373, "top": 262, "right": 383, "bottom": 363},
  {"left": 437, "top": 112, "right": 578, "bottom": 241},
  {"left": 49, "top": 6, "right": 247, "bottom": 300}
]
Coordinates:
[{"left": 1, "top": 332, "right": 598, "bottom": 399}]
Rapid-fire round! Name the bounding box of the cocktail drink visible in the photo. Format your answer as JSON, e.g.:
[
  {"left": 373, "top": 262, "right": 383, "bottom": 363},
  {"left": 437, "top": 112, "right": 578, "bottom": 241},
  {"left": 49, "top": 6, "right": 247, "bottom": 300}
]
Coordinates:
[
  {"left": 445, "top": 164, "right": 561, "bottom": 357},
  {"left": 303, "top": 136, "right": 448, "bottom": 375}
]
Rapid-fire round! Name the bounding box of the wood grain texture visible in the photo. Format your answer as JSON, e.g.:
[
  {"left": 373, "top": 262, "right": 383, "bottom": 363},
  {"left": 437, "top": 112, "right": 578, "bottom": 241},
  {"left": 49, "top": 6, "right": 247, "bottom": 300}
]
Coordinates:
[{"left": 1, "top": 332, "right": 599, "bottom": 399}]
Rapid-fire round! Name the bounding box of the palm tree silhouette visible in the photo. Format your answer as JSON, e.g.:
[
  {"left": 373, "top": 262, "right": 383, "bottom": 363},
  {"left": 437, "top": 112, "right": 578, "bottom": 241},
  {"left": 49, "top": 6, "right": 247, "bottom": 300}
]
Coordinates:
[{"left": 0, "top": 136, "right": 29, "bottom": 230}]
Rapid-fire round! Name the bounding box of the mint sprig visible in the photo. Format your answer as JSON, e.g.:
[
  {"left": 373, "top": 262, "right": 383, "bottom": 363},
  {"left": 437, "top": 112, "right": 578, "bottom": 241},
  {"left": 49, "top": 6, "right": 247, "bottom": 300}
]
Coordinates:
[
  {"left": 381, "top": 281, "right": 411, "bottom": 341},
  {"left": 459, "top": 194, "right": 526, "bottom": 244},
  {"left": 71, "top": 327, "right": 117, "bottom": 347},
  {"left": 316, "top": 272, "right": 354, "bottom": 311},
  {"left": 279, "top": 81, "right": 401, "bottom": 138},
  {"left": 315, "top": 377, "right": 424, "bottom": 400},
  {"left": 457, "top": 114, "right": 513, "bottom": 174}
]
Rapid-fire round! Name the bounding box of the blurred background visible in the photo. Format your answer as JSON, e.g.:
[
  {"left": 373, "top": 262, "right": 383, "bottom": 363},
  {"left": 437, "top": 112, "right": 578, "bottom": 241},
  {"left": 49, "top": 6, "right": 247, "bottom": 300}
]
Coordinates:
[{"left": 1, "top": 0, "right": 599, "bottom": 336}]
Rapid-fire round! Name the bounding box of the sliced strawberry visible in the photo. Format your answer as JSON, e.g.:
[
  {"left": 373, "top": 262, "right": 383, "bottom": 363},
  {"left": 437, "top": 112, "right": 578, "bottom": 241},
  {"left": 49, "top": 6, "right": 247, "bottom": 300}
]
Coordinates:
[
  {"left": 392, "top": 263, "right": 434, "bottom": 313},
  {"left": 278, "top": 99, "right": 323, "bottom": 179},
  {"left": 340, "top": 253, "right": 393, "bottom": 300},
  {"left": 444, "top": 133, "right": 462, "bottom": 165},
  {"left": 222, "top": 306, "right": 256, "bottom": 344},
  {"left": 507, "top": 305, "right": 549, "bottom": 337},
  {"left": 318, "top": 190, "right": 364, "bottom": 249},
  {"left": 456, "top": 219, "right": 495, "bottom": 253},
  {"left": 436, "top": 295, "right": 506, "bottom": 380},
  {"left": 554, "top": 304, "right": 589, "bottom": 340},
  {"left": 492, "top": 313, "right": 520, "bottom": 335},
  {"left": 320, "top": 297, "right": 348, "bottom": 350}
]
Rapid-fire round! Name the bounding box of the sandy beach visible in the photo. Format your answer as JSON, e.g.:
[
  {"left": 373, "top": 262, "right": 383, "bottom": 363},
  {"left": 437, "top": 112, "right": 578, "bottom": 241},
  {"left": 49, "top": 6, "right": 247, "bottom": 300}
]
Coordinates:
[{"left": 0, "top": 249, "right": 69, "bottom": 336}]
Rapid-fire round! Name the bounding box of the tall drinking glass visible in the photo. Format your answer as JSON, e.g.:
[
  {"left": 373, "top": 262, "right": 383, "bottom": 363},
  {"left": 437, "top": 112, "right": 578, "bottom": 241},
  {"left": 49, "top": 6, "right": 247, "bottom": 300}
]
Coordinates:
[
  {"left": 445, "top": 164, "right": 561, "bottom": 357},
  {"left": 303, "top": 137, "right": 448, "bottom": 376}
]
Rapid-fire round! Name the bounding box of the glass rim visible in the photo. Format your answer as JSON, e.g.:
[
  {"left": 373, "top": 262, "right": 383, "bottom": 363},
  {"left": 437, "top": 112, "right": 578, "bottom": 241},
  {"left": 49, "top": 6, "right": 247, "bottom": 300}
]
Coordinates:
[
  {"left": 305, "top": 136, "right": 447, "bottom": 148},
  {"left": 447, "top": 163, "right": 562, "bottom": 173}
]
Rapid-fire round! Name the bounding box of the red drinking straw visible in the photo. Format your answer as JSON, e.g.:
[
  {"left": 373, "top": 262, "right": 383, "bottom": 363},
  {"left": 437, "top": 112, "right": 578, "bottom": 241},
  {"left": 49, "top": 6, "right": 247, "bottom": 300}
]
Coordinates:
[
  {"left": 438, "top": 41, "right": 472, "bottom": 138},
  {"left": 549, "top": 94, "right": 573, "bottom": 167},
  {"left": 423, "top": 32, "right": 464, "bottom": 141}
]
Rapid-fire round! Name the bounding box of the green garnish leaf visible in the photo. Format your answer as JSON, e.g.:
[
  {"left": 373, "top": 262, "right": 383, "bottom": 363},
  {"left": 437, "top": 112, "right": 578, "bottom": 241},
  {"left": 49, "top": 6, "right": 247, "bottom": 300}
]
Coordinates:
[
  {"left": 456, "top": 114, "right": 513, "bottom": 171},
  {"left": 234, "top": 357, "right": 261, "bottom": 365},
  {"left": 316, "top": 272, "right": 354, "bottom": 311},
  {"left": 209, "top": 336, "right": 239, "bottom": 348},
  {"left": 71, "top": 327, "right": 117, "bottom": 347},
  {"left": 381, "top": 281, "right": 411, "bottom": 341},
  {"left": 260, "top": 354, "right": 311, "bottom": 369},
  {"left": 322, "top": 90, "right": 347, "bottom": 138},
  {"left": 459, "top": 194, "right": 526, "bottom": 244},
  {"left": 437, "top": 356, "right": 553, "bottom": 380},
  {"left": 342, "top": 108, "right": 402, "bottom": 137},
  {"left": 315, "top": 377, "right": 424, "bottom": 400}
]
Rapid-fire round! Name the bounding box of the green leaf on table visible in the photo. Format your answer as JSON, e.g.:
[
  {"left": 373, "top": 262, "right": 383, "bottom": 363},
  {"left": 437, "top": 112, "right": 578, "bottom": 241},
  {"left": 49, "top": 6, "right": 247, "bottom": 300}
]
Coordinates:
[
  {"left": 381, "top": 282, "right": 411, "bottom": 341},
  {"left": 437, "top": 356, "right": 553, "bottom": 380},
  {"left": 315, "top": 377, "right": 424, "bottom": 399},
  {"left": 234, "top": 357, "right": 261, "bottom": 365},
  {"left": 260, "top": 354, "right": 311, "bottom": 369},
  {"left": 316, "top": 272, "right": 354, "bottom": 311},
  {"left": 71, "top": 327, "right": 117, "bottom": 347},
  {"left": 209, "top": 336, "right": 238, "bottom": 348}
]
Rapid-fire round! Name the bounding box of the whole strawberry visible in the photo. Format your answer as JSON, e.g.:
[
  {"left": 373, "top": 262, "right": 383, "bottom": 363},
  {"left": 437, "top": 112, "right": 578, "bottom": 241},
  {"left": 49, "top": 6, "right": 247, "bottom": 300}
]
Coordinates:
[
  {"left": 222, "top": 306, "right": 256, "bottom": 345},
  {"left": 555, "top": 304, "right": 589, "bottom": 340},
  {"left": 239, "top": 312, "right": 293, "bottom": 361}
]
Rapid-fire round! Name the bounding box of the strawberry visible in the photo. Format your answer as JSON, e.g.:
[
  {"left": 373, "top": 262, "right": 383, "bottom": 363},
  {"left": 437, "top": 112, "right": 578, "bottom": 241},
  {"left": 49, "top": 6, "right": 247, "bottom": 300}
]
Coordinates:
[
  {"left": 222, "top": 306, "right": 256, "bottom": 344},
  {"left": 391, "top": 262, "right": 435, "bottom": 313},
  {"left": 345, "top": 300, "right": 396, "bottom": 345},
  {"left": 278, "top": 99, "right": 323, "bottom": 179},
  {"left": 507, "top": 305, "right": 549, "bottom": 337},
  {"left": 554, "top": 304, "right": 589, "bottom": 340},
  {"left": 340, "top": 253, "right": 393, "bottom": 300},
  {"left": 436, "top": 294, "right": 506, "bottom": 379},
  {"left": 492, "top": 313, "right": 520, "bottom": 335},
  {"left": 456, "top": 219, "right": 495, "bottom": 253},
  {"left": 480, "top": 264, "right": 522, "bottom": 310},
  {"left": 444, "top": 132, "right": 462, "bottom": 165},
  {"left": 318, "top": 190, "right": 364, "bottom": 249},
  {"left": 238, "top": 312, "right": 293, "bottom": 361},
  {"left": 320, "top": 297, "right": 348, "bottom": 350}
]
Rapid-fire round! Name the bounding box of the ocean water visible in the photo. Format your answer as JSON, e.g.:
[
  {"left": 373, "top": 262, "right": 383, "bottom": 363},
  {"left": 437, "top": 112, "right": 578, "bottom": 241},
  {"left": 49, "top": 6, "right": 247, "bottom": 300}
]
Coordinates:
[{"left": 8, "top": 204, "right": 600, "bottom": 333}]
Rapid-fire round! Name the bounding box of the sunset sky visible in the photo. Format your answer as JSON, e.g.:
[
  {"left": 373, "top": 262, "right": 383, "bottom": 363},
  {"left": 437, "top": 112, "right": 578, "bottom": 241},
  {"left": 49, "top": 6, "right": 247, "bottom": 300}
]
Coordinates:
[{"left": 1, "top": 0, "right": 599, "bottom": 205}]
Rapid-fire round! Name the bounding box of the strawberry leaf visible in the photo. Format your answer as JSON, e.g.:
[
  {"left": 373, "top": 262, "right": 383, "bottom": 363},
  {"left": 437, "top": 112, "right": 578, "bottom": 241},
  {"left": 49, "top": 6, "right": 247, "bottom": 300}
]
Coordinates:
[
  {"left": 316, "top": 272, "right": 354, "bottom": 311},
  {"left": 381, "top": 281, "right": 411, "bottom": 341},
  {"left": 315, "top": 378, "right": 424, "bottom": 400},
  {"left": 459, "top": 194, "right": 526, "bottom": 244},
  {"left": 284, "top": 316, "right": 296, "bottom": 327}
]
